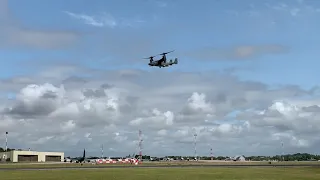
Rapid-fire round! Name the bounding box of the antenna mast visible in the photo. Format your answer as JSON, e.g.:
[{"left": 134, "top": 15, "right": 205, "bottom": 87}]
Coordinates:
[
  {"left": 101, "top": 144, "right": 104, "bottom": 159},
  {"left": 194, "top": 133, "right": 197, "bottom": 160},
  {"left": 281, "top": 141, "right": 284, "bottom": 161},
  {"left": 5, "top": 132, "right": 8, "bottom": 152},
  {"left": 139, "top": 130, "right": 143, "bottom": 161}
]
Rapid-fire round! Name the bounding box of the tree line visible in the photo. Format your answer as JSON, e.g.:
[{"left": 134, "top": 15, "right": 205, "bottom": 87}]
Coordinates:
[
  {"left": 0, "top": 147, "right": 23, "bottom": 152},
  {"left": 1, "top": 147, "right": 319, "bottom": 161},
  {"left": 161, "top": 153, "right": 320, "bottom": 161},
  {"left": 84, "top": 153, "right": 320, "bottom": 161}
]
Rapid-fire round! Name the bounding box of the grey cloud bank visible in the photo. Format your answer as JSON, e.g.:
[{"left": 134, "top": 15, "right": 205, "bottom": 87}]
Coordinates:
[{"left": 0, "top": 67, "right": 319, "bottom": 157}]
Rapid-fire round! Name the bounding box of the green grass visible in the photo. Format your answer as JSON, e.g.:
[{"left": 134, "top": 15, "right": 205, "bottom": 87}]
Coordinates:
[
  {"left": 1, "top": 167, "right": 320, "bottom": 180},
  {"left": 0, "top": 160, "right": 319, "bottom": 169}
]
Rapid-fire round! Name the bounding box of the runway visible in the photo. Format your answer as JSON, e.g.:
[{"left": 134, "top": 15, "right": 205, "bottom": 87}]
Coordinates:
[{"left": 1, "top": 164, "right": 320, "bottom": 171}]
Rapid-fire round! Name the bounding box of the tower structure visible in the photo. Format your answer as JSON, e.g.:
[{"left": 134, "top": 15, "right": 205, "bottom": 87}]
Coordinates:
[
  {"left": 281, "top": 141, "right": 284, "bottom": 161},
  {"left": 5, "top": 132, "right": 8, "bottom": 152},
  {"left": 194, "top": 133, "right": 197, "bottom": 160},
  {"left": 101, "top": 144, "right": 104, "bottom": 159},
  {"left": 210, "top": 147, "right": 213, "bottom": 160},
  {"left": 138, "top": 130, "right": 143, "bottom": 161}
]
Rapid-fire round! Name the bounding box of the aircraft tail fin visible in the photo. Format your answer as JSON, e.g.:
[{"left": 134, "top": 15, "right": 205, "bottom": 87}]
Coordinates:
[{"left": 174, "top": 58, "right": 178, "bottom": 64}]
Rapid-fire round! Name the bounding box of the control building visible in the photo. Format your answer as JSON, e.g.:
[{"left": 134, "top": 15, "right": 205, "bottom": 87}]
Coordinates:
[{"left": 0, "top": 150, "right": 64, "bottom": 163}]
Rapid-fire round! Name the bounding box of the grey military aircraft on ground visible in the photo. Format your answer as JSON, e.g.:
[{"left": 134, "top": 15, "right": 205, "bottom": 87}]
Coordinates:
[{"left": 144, "top": 50, "right": 178, "bottom": 68}]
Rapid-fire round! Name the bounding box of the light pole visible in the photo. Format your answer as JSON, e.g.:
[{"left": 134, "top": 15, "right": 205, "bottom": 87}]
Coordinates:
[
  {"left": 101, "top": 144, "right": 104, "bottom": 159},
  {"left": 194, "top": 134, "right": 197, "bottom": 161},
  {"left": 281, "top": 141, "right": 284, "bottom": 161},
  {"left": 139, "top": 130, "right": 143, "bottom": 161},
  {"left": 5, "top": 132, "right": 8, "bottom": 152}
]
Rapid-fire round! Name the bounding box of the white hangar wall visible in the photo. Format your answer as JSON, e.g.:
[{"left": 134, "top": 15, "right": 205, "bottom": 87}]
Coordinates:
[{"left": 0, "top": 150, "right": 64, "bottom": 162}]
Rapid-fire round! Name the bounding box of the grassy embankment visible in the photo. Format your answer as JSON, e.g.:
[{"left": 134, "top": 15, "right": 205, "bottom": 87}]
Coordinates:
[
  {"left": 0, "top": 160, "right": 319, "bottom": 169},
  {"left": 1, "top": 167, "right": 320, "bottom": 180}
]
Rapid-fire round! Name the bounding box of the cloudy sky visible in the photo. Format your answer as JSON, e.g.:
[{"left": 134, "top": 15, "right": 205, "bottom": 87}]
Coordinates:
[{"left": 1, "top": 0, "right": 320, "bottom": 157}]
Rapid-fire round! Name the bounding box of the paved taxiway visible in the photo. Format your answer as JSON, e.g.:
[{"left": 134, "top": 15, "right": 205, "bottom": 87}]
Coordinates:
[{"left": 1, "top": 164, "right": 320, "bottom": 171}]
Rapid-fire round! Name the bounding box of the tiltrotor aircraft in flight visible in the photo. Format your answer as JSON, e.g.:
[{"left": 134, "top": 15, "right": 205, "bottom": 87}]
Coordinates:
[{"left": 143, "top": 50, "right": 178, "bottom": 68}]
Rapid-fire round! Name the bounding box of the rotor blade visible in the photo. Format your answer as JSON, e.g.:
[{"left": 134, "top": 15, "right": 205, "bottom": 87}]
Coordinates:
[
  {"left": 164, "top": 50, "right": 175, "bottom": 54},
  {"left": 158, "top": 50, "right": 174, "bottom": 55},
  {"left": 142, "top": 55, "right": 156, "bottom": 59}
]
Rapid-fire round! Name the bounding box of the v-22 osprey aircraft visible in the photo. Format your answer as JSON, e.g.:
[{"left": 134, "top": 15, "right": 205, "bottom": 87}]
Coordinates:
[{"left": 143, "top": 50, "right": 178, "bottom": 68}]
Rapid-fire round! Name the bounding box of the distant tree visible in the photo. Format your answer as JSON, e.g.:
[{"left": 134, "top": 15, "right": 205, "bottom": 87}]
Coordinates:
[
  {"left": 0, "top": 147, "right": 14, "bottom": 152},
  {"left": 216, "top": 156, "right": 226, "bottom": 160}
]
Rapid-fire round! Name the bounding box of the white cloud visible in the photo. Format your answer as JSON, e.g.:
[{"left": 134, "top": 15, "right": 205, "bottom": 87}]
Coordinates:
[
  {"left": 268, "top": 1, "right": 320, "bottom": 17},
  {"left": 237, "top": 100, "right": 320, "bottom": 145},
  {"left": 157, "top": 129, "right": 167, "bottom": 136},
  {"left": 183, "top": 45, "right": 288, "bottom": 61},
  {"left": 297, "top": 0, "right": 304, "bottom": 4},
  {"left": 0, "top": 0, "right": 79, "bottom": 49},
  {"left": 187, "top": 92, "right": 214, "bottom": 113},
  {"left": 223, "top": 1, "right": 320, "bottom": 27},
  {"left": 155, "top": 1, "right": 167, "bottom": 8},
  {"left": 147, "top": 0, "right": 167, "bottom": 8},
  {"left": 64, "top": 11, "right": 116, "bottom": 28},
  {"left": 290, "top": 8, "right": 300, "bottom": 16},
  {"left": 0, "top": 66, "right": 318, "bottom": 157},
  {"left": 64, "top": 11, "right": 145, "bottom": 28},
  {"left": 129, "top": 108, "right": 174, "bottom": 129},
  {"left": 4, "top": 27, "right": 79, "bottom": 49}
]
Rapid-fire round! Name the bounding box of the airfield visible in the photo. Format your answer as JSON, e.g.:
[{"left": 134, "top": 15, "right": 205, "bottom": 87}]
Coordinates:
[{"left": 1, "top": 161, "right": 320, "bottom": 180}]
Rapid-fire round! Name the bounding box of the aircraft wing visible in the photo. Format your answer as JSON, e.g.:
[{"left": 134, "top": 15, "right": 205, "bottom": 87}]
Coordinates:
[{"left": 163, "top": 62, "right": 173, "bottom": 67}]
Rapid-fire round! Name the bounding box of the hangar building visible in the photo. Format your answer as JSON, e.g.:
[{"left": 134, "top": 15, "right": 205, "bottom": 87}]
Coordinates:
[{"left": 0, "top": 150, "right": 64, "bottom": 163}]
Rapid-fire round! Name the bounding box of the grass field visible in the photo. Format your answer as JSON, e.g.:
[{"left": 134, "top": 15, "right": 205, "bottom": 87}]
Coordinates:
[
  {"left": 0, "top": 160, "right": 319, "bottom": 169},
  {"left": 1, "top": 167, "right": 320, "bottom": 180}
]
